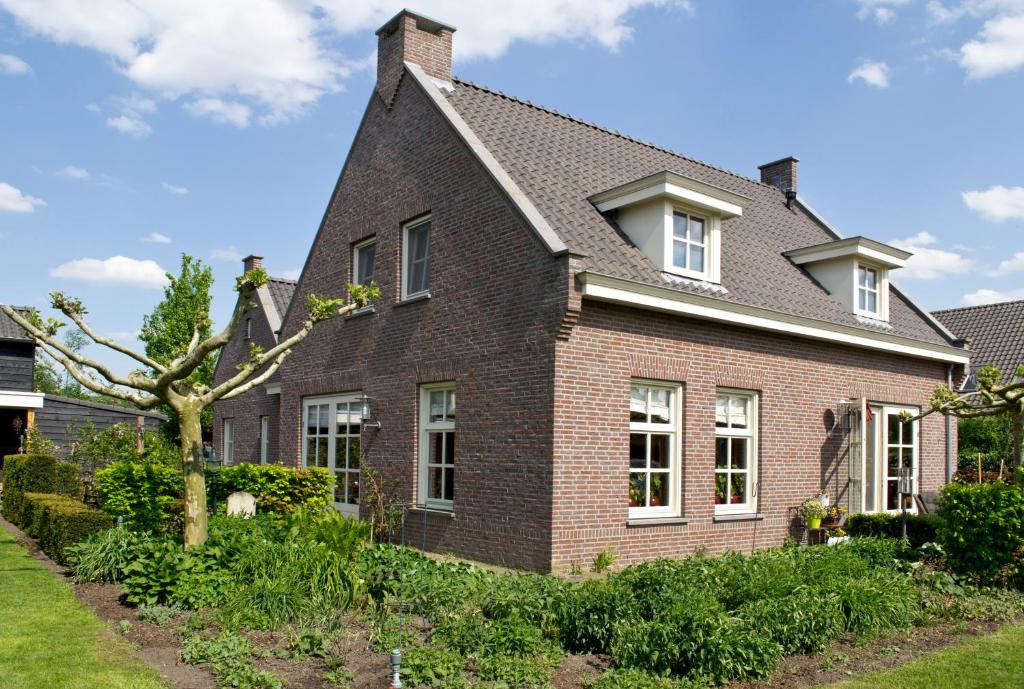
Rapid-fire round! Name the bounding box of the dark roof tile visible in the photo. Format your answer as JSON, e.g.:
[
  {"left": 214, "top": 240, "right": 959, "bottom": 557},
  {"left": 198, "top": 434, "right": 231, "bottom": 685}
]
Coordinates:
[
  {"left": 0, "top": 306, "right": 33, "bottom": 342},
  {"left": 933, "top": 300, "right": 1024, "bottom": 379}
]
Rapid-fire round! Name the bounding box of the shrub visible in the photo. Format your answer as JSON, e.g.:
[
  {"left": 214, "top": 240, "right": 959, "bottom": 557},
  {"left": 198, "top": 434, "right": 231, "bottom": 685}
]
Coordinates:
[
  {"left": 212, "top": 463, "right": 334, "bottom": 513},
  {"left": 557, "top": 578, "right": 634, "bottom": 654},
  {"left": 94, "top": 460, "right": 183, "bottom": 531},
  {"left": 481, "top": 573, "right": 570, "bottom": 636},
  {"left": 1, "top": 454, "right": 81, "bottom": 523},
  {"left": 474, "top": 652, "right": 554, "bottom": 688},
  {"left": 181, "top": 630, "right": 283, "bottom": 689},
  {"left": 588, "top": 669, "right": 712, "bottom": 689},
  {"left": 847, "top": 512, "right": 944, "bottom": 548},
  {"left": 822, "top": 569, "right": 919, "bottom": 635},
  {"left": 400, "top": 646, "right": 465, "bottom": 687},
  {"left": 19, "top": 492, "right": 114, "bottom": 564},
  {"left": 937, "top": 482, "right": 1024, "bottom": 585},
  {"left": 66, "top": 527, "right": 154, "bottom": 582},
  {"left": 283, "top": 508, "right": 370, "bottom": 561},
  {"left": 740, "top": 588, "right": 845, "bottom": 654},
  {"left": 121, "top": 538, "right": 188, "bottom": 605}
]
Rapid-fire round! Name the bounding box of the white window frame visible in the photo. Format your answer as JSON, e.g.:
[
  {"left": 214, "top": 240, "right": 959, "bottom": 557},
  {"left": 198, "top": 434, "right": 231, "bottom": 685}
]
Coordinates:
[
  {"left": 878, "top": 404, "right": 919, "bottom": 514},
  {"left": 259, "top": 415, "right": 269, "bottom": 464},
  {"left": 628, "top": 380, "right": 682, "bottom": 520},
  {"left": 401, "top": 216, "right": 432, "bottom": 300},
  {"left": 856, "top": 264, "right": 880, "bottom": 317},
  {"left": 222, "top": 418, "right": 234, "bottom": 466},
  {"left": 664, "top": 204, "right": 722, "bottom": 283},
  {"left": 670, "top": 211, "right": 707, "bottom": 274},
  {"left": 353, "top": 236, "right": 377, "bottom": 287},
  {"left": 418, "top": 382, "right": 455, "bottom": 511},
  {"left": 302, "top": 393, "right": 363, "bottom": 516},
  {"left": 714, "top": 389, "right": 759, "bottom": 515}
]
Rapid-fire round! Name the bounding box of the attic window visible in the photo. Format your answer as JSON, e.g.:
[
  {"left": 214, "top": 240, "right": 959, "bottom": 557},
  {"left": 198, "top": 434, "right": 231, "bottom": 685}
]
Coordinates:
[
  {"left": 857, "top": 265, "right": 879, "bottom": 316},
  {"left": 672, "top": 212, "right": 706, "bottom": 274}
]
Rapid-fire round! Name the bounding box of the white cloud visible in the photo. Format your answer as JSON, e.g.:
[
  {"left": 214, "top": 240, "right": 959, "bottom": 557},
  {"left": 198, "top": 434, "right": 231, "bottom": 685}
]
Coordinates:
[
  {"left": 50, "top": 256, "right": 169, "bottom": 288},
  {"left": 140, "top": 231, "right": 172, "bottom": 244},
  {"left": 848, "top": 60, "right": 891, "bottom": 88},
  {"left": 0, "top": 182, "right": 46, "bottom": 213},
  {"left": 106, "top": 113, "right": 152, "bottom": 138},
  {"left": 211, "top": 245, "right": 242, "bottom": 261},
  {"left": 889, "top": 231, "right": 975, "bottom": 279},
  {"left": 962, "top": 287, "right": 1024, "bottom": 306},
  {"left": 987, "top": 251, "right": 1024, "bottom": 276},
  {"left": 0, "top": 0, "right": 691, "bottom": 125},
  {"left": 105, "top": 329, "right": 141, "bottom": 341},
  {"left": 85, "top": 102, "right": 101, "bottom": 113},
  {"left": 0, "top": 53, "right": 31, "bottom": 74},
  {"left": 962, "top": 185, "right": 1024, "bottom": 221},
  {"left": 103, "top": 93, "right": 157, "bottom": 137},
  {"left": 961, "top": 11, "right": 1024, "bottom": 78},
  {"left": 56, "top": 165, "right": 90, "bottom": 180},
  {"left": 280, "top": 268, "right": 301, "bottom": 280},
  {"left": 161, "top": 182, "right": 188, "bottom": 195},
  {"left": 855, "top": 0, "right": 912, "bottom": 24},
  {"left": 183, "top": 97, "right": 251, "bottom": 127}
]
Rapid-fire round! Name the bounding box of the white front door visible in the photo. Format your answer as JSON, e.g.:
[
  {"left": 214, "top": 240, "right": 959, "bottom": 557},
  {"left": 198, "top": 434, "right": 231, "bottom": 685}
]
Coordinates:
[
  {"left": 303, "top": 394, "right": 362, "bottom": 516},
  {"left": 861, "top": 404, "right": 918, "bottom": 513}
]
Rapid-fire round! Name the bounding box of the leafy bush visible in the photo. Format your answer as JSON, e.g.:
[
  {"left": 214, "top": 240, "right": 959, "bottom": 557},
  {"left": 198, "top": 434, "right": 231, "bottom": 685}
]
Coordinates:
[
  {"left": 847, "top": 512, "right": 944, "bottom": 548},
  {"left": 587, "top": 668, "right": 712, "bottom": 689},
  {"left": 474, "top": 652, "right": 554, "bottom": 688},
  {"left": 282, "top": 508, "right": 370, "bottom": 561},
  {"left": 66, "top": 527, "right": 154, "bottom": 582},
  {"left": 1, "top": 454, "right": 82, "bottom": 523},
  {"left": 740, "top": 588, "right": 845, "bottom": 654},
  {"left": 181, "top": 630, "right": 283, "bottom": 689},
  {"left": 481, "top": 573, "right": 570, "bottom": 636},
  {"left": 137, "top": 604, "right": 182, "bottom": 626},
  {"left": 557, "top": 577, "right": 634, "bottom": 654},
  {"left": 400, "top": 646, "right": 465, "bottom": 687},
  {"left": 822, "top": 569, "right": 920, "bottom": 635},
  {"left": 121, "top": 538, "right": 187, "bottom": 605},
  {"left": 94, "top": 460, "right": 183, "bottom": 531},
  {"left": 212, "top": 463, "right": 334, "bottom": 513},
  {"left": 937, "top": 481, "right": 1024, "bottom": 585},
  {"left": 19, "top": 492, "right": 114, "bottom": 564}
]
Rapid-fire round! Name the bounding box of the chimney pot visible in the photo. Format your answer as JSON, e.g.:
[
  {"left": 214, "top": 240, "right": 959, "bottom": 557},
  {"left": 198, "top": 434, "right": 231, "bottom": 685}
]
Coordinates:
[
  {"left": 242, "top": 255, "right": 263, "bottom": 274},
  {"left": 376, "top": 10, "right": 456, "bottom": 107},
  {"left": 758, "top": 156, "right": 799, "bottom": 194}
]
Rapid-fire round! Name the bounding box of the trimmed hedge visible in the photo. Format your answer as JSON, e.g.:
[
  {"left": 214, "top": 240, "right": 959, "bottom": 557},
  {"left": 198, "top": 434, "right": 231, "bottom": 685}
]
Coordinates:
[
  {"left": 212, "top": 463, "right": 334, "bottom": 513},
  {"left": 94, "top": 460, "right": 183, "bottom": 532},
  {"left": 938, "top": 482, "right": 1024, "bottom": 586},
  {"left": 1, "top": 454, "right": 82, "bottom": 523},
  {"left": 846, "top": 512, "right": 943, "bottom": 548},
  {"left": 20, "top": 492, "right": 114, "bottom": 564}
]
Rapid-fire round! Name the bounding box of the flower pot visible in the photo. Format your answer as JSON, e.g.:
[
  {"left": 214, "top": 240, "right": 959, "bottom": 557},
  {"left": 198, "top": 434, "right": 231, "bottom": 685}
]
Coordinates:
[
  {"left": 807, "top": 516, "right": 822, "bottom": 529},
  {"left": 650, "top": 496, "right": 662, "bottom": 507}
]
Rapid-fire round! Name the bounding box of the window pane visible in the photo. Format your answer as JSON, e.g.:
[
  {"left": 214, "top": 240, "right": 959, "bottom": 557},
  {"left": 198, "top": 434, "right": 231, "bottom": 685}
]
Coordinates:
[
  {"left": 715, "top": 473, "right": 727, "bottom": 504},
  {"left": 306, "top": 438, "right": 317, "bottom": 467},
  {"left": 650, "top": 434, "right": 670, "bottom": 469},
  {"left": 443, "top": 432, "right": 455, "bottom": 465},
  {"left": 629, "top": 473, "right": 646, "bottom": 507},
  {"left": 335, "top": 439, "right": 346, "bottom": 472},
  {"left": 629, "top": 433, "right": 647, "bottom": 469},
  {"left": 864, "top": 268, "right": 877, "bottom": 289},
  {"left": 429, "top": 467, "right": 444, "bottom": 500},
  {"left": 444, "top": 468, "right": 454, "bottom": 501},
  {"left": 306, "top": 406, "right": 317, "bottom": 434},
  {"left": 901, "top": 420, "right": 913, "bottom": 443},
  {"left": 650, "top": 473, "right": 668, "bottom": 507},
  {"left": 689, "top": 244, "right": 704, "bottom": 272},
  {"left": 715, "top": 396, "right": 728, "bottom": 426},
  {"left": 429, "top": 432, "right": 444, "bottom": 466},
  {"left": 411, "top": 223, "right": 430, "bottom": 260},
  {"left": 673, "top": 212, "right": 688, "bottom": 239},
  {"left": 859, "top": 289, "right": 867, "bottom": 311},
  {"left": 689, "top": 216, "right": 705, "bottom": 244},
  {"left": 649, "top": 388, "right": 670, "bottom": 424},
  {"left": 902, "top": 447, "right": 913, "bottom": 469},
  {"left": 334, "top": 472, "right": 345, "bottom": 503},
  {"left": 888, "top": 447, "right": 900, "bottom": 473},
  {"left": 316, "top": 439, "right": 328, "bottom": 468},
  {"left": 630, "top": 386, "right": 647, "bottom": 422},
  {"left": 886, "top": 480, "right": 899, "bottom": 511},
  {"left": 357, "top": 242, "right": 376, "bottom": 284},
  {"left": 317, "top": 404, "right": 329, "bottom": 435},
  {"left": 347, "top": 473, "right": 359, "bottom": 504},
  {"left": 672, "top": 239, "right": 687, "bottom": 269},
  {"left": 348, "top": 437, "right": 361, "bottom": 469},
  {"left": 866, "top": 291, "right": 877, "bottom": 313},
  {"left": 888, "top": 415, "right": 899, "bottom": 444},
  {"left": 730, "top": 438, "right": 747, "bottom": 469},
  {"left": 429, "top": 391, "right": 446, "bottom": 422},
  {"left": 729, "top": 396, "right": 748, "bottom": 428},
  {"left": 447, "top": 390, "right": 456, "bottom": 419},
  {"left": 715, "top": 437, "right": 729, "bottom": 468},
  {"left": 730, "top": 474, "right": 747, "bottom": 503}
]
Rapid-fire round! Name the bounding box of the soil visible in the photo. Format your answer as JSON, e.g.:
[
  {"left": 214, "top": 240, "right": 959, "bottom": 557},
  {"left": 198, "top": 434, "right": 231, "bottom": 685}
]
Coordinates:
[{"left": 4, "top": 517, "right": 1019, "bottom": 689}]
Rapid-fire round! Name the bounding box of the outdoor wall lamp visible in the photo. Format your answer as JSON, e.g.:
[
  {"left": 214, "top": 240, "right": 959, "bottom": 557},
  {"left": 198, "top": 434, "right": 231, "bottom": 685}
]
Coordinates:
[{"left": 360, "top": 394, "right": 381, "bottom": 429}]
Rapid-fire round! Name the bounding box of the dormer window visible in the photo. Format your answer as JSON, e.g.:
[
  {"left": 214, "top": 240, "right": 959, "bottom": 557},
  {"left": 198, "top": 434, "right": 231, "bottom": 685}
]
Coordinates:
[
  {"left": 672, "top": 212, "right": 706, "bottom": 275},
  {"left": 857, "top": 264, "right": 879, "bottom": 316}
]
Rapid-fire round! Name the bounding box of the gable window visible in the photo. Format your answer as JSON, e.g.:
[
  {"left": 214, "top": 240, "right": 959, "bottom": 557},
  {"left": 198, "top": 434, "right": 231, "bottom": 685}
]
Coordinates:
[
  {"left": 259, "top": 415, "right": 269, "bottom": 464},
  {"left": 629, "top": 382, "right": 680, "bottom": 518},
  {"left": 418, "top": 382, "right": 455, "bottom": 510},
  {"left": 857, "top": 265, "right": 879, "bottom": 316},
  {"left": 354, "top": 237, "right": 376, "bottom": 286},
  {"left": 714, "top": 390, "right": 758, "bottom": 514},
  {"left": 222, "top": 419, "right": 234, "bottom": 466},
  {"left": 245, "top": 318, "right": 252, "bottom": 339},
  {"left": 672, "top": 212, "right": 706, "bottom": 275},
  {"left": 303, "top": 395, "right": 362, "bottom": 516},
  {"left": 402, "top": 217, "right": 431, "bottom": 300}
]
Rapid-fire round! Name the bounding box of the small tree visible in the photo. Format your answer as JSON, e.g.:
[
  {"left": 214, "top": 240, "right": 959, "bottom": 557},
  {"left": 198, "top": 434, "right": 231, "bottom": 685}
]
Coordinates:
[{"left": 2, "top": 271, "right": 377, "bottom": 548}]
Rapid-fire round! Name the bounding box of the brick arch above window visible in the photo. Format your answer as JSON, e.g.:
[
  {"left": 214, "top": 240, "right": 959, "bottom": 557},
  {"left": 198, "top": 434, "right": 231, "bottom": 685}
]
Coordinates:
[{"left": 628, "top": 353, "right": 689, "bottom": 382}]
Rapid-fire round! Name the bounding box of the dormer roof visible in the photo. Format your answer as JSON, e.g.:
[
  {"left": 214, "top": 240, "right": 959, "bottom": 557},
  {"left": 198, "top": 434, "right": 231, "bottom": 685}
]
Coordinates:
[
  {"left": 784, "top": 236, "right": 911, "bottom": 269},
  {"left": 589, "top": 170, "right": 751, "bottom": 218}
]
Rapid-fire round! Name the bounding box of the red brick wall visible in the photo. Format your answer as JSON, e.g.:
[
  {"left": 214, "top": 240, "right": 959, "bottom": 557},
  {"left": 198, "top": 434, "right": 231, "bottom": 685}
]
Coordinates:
[{"left": 550, "top": 286, "right": 952, "bottom": 573}]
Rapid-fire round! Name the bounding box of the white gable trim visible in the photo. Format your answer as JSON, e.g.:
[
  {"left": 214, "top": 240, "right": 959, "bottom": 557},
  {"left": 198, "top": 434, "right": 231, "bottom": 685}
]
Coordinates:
[
  {"left": 404, "top": 61, "right": 569, "bottom": 257},
  {"left": 256, "top": 285, "right": 281, "bottom": 341},
  {"left": 578, "top": 272, "right": 969, "bottom": 365},
  {"left": 0, "top": 390, "right": 45, "bottom": 409}
]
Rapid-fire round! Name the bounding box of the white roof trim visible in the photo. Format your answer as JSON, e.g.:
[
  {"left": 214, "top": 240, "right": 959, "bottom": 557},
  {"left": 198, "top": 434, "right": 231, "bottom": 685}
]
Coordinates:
[
  {"left": 404, "top": 61, "right": 569, "bottom": 256},
  {"left": 786, "top": 236, "right": 910, "bottom": 269},
  {"left": 264, "top": 382, "right": 281, "bottom": 395},
  {"left": 256, "top": 285, "right": 281, "bottom": 341},
  {"left": 578, "top": 272, "right": 969, "bottom": 365},
  {"left": 0, "top": 390, "right": 45, "bottom": 409},
  {"left": 590, "top": 170, "right": 750, "bottom": 218}
]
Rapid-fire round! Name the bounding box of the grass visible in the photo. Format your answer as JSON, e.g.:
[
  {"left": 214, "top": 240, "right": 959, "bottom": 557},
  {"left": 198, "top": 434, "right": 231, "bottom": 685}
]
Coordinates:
[
  {"left": 0, "top": 528, "right": 167, "bottom": 689},
  {"left": 818, "top": 624, "right": 1024, "bottom": 689}
]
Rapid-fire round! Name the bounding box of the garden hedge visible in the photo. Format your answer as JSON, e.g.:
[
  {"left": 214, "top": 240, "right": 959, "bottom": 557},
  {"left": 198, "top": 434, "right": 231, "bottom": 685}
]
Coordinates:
[
  {"left": 937, "top": 482, "right": 1024, "bottom": 586},
  {"left": 20, "top": 492, "right": 114, "bottom": 565},
  {"left": 846, "top": 512, "right": 943, "bottom": 548},
  {"left": 94, "top": 460, "right": 183, "bottom": 531},
  {"left": 1, "top": 453, "right": 82, "bottom": 523},
  {"left": 211, "top": 463, "right": 334, "bottom": 513}
]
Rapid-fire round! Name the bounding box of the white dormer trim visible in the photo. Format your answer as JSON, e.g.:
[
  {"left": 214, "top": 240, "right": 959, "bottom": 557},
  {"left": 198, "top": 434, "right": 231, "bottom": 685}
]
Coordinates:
[
  {"left": 785, "top": 236, "right": 910, "bottom": 269},
  {"left": 589, "top": 171, "right": 750, "bottom": 218}
]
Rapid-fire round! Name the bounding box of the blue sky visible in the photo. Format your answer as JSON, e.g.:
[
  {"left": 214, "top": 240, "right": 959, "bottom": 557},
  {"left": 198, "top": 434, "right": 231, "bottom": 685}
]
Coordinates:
[{"left": 1, "top": 0, "right": 1023, "bottom": 375}]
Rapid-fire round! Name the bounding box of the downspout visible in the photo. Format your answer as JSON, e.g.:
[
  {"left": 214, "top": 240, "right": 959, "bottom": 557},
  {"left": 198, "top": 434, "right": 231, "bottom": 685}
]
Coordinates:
[{"left": 945, "top": 364, "right": 955, "bottom": 484}]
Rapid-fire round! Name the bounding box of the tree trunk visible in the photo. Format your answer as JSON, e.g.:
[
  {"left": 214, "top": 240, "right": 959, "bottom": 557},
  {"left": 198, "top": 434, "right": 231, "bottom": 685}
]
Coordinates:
[{"left": 179, "top": 403, "right": 208, "bottom": 548}]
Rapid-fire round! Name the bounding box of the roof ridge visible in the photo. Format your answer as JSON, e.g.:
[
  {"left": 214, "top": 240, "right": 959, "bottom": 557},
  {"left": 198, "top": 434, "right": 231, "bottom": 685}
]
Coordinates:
[
  {"left": 267, "top": 277, "right": 297, "bottom": 284},
  {"left": 933, "top": 299, "right": 1024, "bottom": 315},
  {"left": 450, "top": 77, "right": 777, "bottom": 193}
]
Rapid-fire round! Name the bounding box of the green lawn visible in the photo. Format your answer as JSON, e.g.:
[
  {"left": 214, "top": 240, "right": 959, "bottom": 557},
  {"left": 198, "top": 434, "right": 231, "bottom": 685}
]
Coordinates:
[
  {"left": 0, "top": 528, "right": 167, "bottom": 689},
  {"left": 819, "top": 624, "right": 1024, "bottom": 689}
]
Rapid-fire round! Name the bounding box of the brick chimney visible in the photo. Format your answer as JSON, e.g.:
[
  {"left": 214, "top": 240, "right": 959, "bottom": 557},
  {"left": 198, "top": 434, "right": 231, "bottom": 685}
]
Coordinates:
[
  {"left": 376, "top": 10, "right": 456, "bottom": 107},
  {"left": 242, "top": 254, "right": 263, "bottom": 274},
  {"left": 758, "top": 156, "right": 799, "bottom": 193}
]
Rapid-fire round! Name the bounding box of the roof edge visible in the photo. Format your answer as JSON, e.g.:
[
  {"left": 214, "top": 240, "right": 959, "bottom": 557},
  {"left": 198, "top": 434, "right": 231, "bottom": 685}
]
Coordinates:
[{"left": 933, "top": 299, "right": 1024, "bottom": 316}]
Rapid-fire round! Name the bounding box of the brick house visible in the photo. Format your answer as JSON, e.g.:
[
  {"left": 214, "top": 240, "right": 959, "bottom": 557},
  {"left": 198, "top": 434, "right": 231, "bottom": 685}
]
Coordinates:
[{"left": 214, "top": 10, "right": 969, "bottom": 572}]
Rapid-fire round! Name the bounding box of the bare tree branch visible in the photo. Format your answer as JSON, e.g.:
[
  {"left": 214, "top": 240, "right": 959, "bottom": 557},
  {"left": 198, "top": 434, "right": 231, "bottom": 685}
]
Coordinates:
[
  {"left": 37, "top": 342, "right": 160, "bottom": 409},
  {"left": 215, "top": 352, "right": 288, "bottom": 402},
  {"left": 59, "top": 306, "right": 167, "bottom": 374}
]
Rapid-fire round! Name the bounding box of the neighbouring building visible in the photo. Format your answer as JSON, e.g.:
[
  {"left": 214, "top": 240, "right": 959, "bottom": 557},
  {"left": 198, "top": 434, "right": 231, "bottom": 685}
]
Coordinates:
[
  {"left": 0, "top": 306, "right": 164, "bottom": 458},
  {"left": 933, "top": 300, "right": 1024, "bottom": 392},
  {"left": 214, "top": 10, "right": 969, "bottom": 572}
]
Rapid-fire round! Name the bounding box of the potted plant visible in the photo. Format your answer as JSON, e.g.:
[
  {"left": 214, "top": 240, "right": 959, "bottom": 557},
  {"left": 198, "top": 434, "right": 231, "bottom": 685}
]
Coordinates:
[
  {"left": 822, "top": 504, "right": 847, "bottom": 527},
  {"left": 650, "top": 475, "right": 664, "bottom": 507},
  {"left": 629, "top": 480, "right": 643, "bottom": 507},
  {"left": 801, "top": 497, "right": 827, "bottom": 529}
]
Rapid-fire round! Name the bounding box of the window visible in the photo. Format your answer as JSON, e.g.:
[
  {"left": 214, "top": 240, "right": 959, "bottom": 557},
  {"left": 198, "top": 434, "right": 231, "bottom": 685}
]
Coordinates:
[
  {"left": 883, "top": 407, "right": 917, "bottom": 512},
  {"left": 245, "top": 318, "right": 252, "bottom": 339},
  {"left": 354, "top": 238, "right": 376, "bottom": 286},
  {"left": 850, "top": 402, "right": 919, "bottom": 514},
  {"left": 857, "top": 265, "right": 879, "bottom": 316},
  {"left": 259, "top": 415, "right": 269, "bottom": 464},
  {"left": 222, "top": 419, "right": 234, "bottom": 466},
  {"left": 402, "top": 217, "right": 431, "bottom": 299},
  {"left": 672, "top": 211, "right": 706, "bottom": 274},
  {"left": 419, "top": 383, "right": 455, "bottom": 510},
  {"left": 303, "top": 395, "right": 362, "bottom": 515},
  {"left": 629, "top": 382, "right": 680, "bottom": 518},
  {"left": 714, "top": 390, "right": 758, "bottom": 514}
]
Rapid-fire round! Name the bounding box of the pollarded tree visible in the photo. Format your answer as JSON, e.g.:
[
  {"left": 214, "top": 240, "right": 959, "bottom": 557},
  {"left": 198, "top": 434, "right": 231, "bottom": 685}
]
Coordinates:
[{"left": 1, "top": 270, "right": 378, "bottom": 547}]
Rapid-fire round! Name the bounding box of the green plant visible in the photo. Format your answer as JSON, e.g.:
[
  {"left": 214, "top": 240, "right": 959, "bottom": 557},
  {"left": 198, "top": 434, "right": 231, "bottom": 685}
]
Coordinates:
[
  {"left": 400, "top": 645, "right": 465, "bottom": 687},
  {"left": 66, "top": 527, "right": 154, "bottom": 583},
  {"left": 847, "top": 512, "right": 944, "bottom": 548},
  {"left": 800, "top": 497, "right": 826, "bottom": 522},
  {"left": 118, "top": 619, "right": 133, "bottom": 635},
  {"left": 362, "top": 467, "right": 405, "bottom": 543},
  {"left": 592, "top": 545, "right": 618, "bottom": 573},
  {"left": 121, "top": 539, "right": 187, "bottom": 605},
  {"left": 137, "top": 604, "right": 181, "bottom": 626},
  {"left": 94, "top": 460, "right": 183, "bottom": 532},
  {"left": 324, "top": 666, "right": 355, "bottom": 686},
  {"left": 481, "top": 573, "right": 570, "bottom": 636},
  {"left": 557, "top": 578, "right": 633, "bottom": 654},
  {"left": 283, "top": 508, "right": 370, "bottom": 561},
  {"left": 212, "top": 463, "right": 335, "bottom": 513},
  {"left": 740, "top": 588, "right": 846, "bottom": 654},
  {"left": 1, "top": 454, "right": 81, "bottom": 523},
  {"left": 587, "top": 668, "right": 712, "bottom": 689},
  {"left": 288, "top": 630, "right": 330, "bottom": 659},
  {"left": 937, "top": 482, "right": 1024, "bottom": 586},
  {"left": 18, "top": 492, "right": 114, "bottom": 564},
  {"left": 474, "top": 652, "right": 553, "bottom": 688},
  {"left": 181, "top": 630, "right": 283, "bottom": 689}
]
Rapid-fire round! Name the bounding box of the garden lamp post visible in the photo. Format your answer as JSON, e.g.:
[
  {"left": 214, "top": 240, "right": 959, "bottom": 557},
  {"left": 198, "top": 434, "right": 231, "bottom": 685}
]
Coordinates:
[
  {"left": 205, "top": 449, "right": 222, "bottom": 513},
  {"left": 898, "top": 466, "right": 914, "bottom": 540}
]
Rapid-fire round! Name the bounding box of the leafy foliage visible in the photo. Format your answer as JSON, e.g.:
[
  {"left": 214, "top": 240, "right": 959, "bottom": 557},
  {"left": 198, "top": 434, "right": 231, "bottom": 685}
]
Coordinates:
[
  {"left": 212, "top": 463, "right": 334, "bottom": 513},
  {"left": 66, "top": 527, "right": 154, "bottom": 583},
  {"left": 938, "top": 481, "right": 1024, "bottom": 586},
  {"left": 181, "top": 630, "right": 283, "bottom": 689},
  {"left": 18, "top": 492, "right": 114, "bottom": 564},
  {"left": 846, "top": 512, "right": 944, "bottom": 548},
  {"left": 94, "top": 460, "right": 183, "bottom": 531},
  {"left": 1, "top": 453, "right": 82, "bottom": 523}
]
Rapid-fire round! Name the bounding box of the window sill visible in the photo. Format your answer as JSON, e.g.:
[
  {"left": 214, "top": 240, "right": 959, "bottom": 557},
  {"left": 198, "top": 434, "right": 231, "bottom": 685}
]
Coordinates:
[
  {"left": 713, "top": 512, "right": 764, "bottom": 523},
  {"left": 627, "top": 516, "right": 689, "bottom": 527},
  {"left": 408, "top": 505, "right": 454, "bottom": 519},
  {"left": 395, "top": 292, "right": 431, "bottom": 308},
  {"left": 344, "top": 305, "right": 376, "bottom": 320}
]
